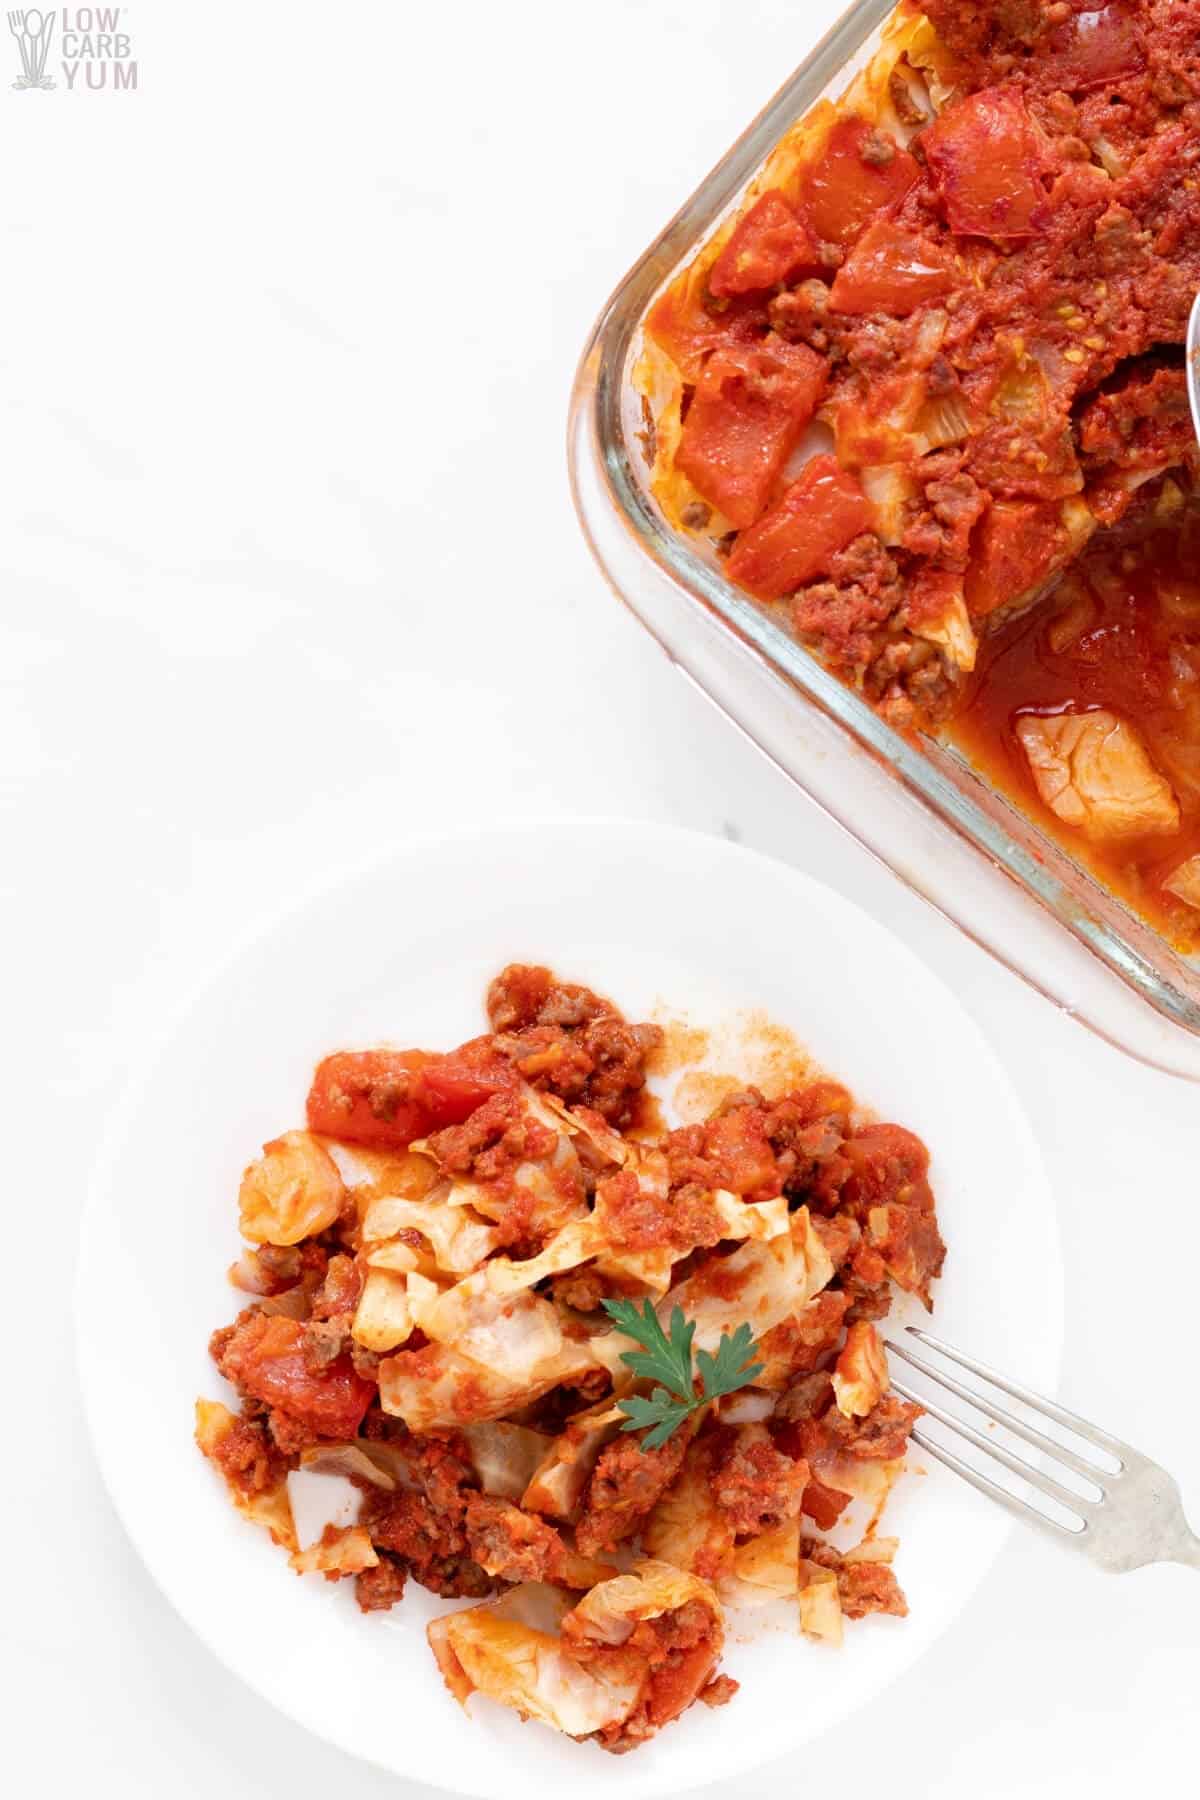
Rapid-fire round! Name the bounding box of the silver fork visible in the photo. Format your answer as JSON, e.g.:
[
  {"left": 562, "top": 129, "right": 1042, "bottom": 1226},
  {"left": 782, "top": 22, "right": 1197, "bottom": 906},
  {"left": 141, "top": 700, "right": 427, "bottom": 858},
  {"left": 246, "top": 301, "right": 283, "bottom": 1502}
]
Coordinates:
[{"left": 887, "top": 1326, "right": 1200, "bottom": 1573}]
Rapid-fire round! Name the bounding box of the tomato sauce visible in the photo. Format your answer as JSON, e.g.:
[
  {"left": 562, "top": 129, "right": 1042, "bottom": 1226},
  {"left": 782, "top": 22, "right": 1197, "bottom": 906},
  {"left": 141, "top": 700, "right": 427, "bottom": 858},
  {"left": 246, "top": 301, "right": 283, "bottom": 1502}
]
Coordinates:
[{"left": 946, "top": 519, "right": 1200, "bottom": 952}]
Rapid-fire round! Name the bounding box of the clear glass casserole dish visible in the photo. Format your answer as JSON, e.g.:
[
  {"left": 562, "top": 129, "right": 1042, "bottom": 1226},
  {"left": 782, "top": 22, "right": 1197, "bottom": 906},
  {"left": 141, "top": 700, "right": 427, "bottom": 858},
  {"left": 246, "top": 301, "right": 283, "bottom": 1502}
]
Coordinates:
[{"left": 568, "top": 0, "right": 1200, "bottom": 1083}]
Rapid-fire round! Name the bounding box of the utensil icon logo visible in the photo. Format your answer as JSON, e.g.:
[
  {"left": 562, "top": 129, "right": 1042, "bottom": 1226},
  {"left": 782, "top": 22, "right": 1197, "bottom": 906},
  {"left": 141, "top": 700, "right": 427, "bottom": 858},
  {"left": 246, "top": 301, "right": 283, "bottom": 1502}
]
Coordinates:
[{"left": 8, "top": 7, "right": 56, "bottom": 88}]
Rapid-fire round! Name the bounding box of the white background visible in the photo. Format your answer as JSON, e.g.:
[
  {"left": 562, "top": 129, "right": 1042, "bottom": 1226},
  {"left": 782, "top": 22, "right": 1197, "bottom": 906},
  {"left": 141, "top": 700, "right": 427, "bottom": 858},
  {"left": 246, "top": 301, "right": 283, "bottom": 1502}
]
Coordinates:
[{"left": 1, "top": 2, "right": 1195, "bottom": 1795}]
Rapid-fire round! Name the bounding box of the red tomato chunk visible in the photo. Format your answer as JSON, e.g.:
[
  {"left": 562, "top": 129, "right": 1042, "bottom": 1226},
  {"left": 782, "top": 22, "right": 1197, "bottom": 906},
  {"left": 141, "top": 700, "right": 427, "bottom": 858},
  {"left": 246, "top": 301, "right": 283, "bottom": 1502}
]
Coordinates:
[
  {"left": 829, "top": 219, "right": 957, "bottom": 316},
  {"left": 923, "top": 88, "right": 1051, "bottom": 240},
  {"left": 963, "top": 500, "right": 1065, "bottom": 619},
  {"left": 306, "top": 1040, "right": 516, "bottom": 1150},
  {"left": 798, "top": 117, "right": 919, "bottom": 247},
  {"left": 221, "top": 1313, "right": 374, "bottom": 1439},
  {"left": 677, "top": 338, "right": 828, "bottom": 529},
  {"left": 1044, "top": 4, "right": 1145, "bottom": 91},
  {"left": 726, "top": 455, "right": 875, "bottom": 599},
  {"left": 709, "top": 191, "right": 818, "bottom": 298}
]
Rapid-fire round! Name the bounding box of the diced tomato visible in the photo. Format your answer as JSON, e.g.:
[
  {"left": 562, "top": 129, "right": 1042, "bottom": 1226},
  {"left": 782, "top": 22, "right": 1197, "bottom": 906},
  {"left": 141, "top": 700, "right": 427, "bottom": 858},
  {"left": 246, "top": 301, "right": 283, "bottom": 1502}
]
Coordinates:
[
  {"left": 840, "top": 1124, "right": 934, "bottom": 1213},
  {"left": 798, "top": 117, "right": 919, "bottom": 247},
  {"left": 306, "top": 1037, "right": 517, "bottom": 1150},
  {"left": 709, "top": 191, "right": 818, "bottom": 298},
  {"left": 726, "top": 454, "right": 876, "bottom": 599},
  {"left": 801, "top": 1474, "right": 852, "bottom": 1530},
  {"left": 676, "top": 338, "right": 828, "bottom": 529},
  {"left": 422, "top": 1036, "right": 518, "bottom": 1117},
  {"left": 923, "top": 88, "right": 1051, "bottom": 240},
  {"left": 964, "top": 499, "right": 1065, "bottom": 618},
  {"left": 644, "top": 280, "right": 766, "bottom": 384},
  {"left": 828, "top": 218, "right": 957, "bottom": 316},
  {"left": 1045, "top": 4, "right": 1145, "bottom": 91},
  {"left": 222, "top": 1314, "right": 374, "bottom": 1438}
]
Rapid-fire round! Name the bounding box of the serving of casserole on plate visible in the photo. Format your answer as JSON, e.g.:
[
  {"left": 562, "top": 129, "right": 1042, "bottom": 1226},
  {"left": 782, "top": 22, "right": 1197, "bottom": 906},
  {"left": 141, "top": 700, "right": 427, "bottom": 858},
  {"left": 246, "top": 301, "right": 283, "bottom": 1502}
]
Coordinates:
[
  {"left": 198, "top": 958, "right": 944, "bottom": 1754},
  {"left": 76, "top": 823, "right": 1060, "bottom": 1797}
]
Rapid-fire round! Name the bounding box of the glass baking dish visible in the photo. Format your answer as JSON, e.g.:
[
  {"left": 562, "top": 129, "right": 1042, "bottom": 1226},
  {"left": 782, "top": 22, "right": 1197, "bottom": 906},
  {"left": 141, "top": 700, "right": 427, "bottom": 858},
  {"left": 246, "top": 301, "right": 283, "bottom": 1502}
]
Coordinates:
[{"left": 568, "top": 0, "right": 1200, "bottom": 1083}]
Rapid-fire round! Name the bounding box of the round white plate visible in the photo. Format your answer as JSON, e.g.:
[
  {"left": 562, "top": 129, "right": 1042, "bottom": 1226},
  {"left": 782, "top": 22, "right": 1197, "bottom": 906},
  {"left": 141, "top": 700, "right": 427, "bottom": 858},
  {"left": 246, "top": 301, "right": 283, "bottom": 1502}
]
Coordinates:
[{"left": 77, "top": 820, "right": 1061, "bottom": 1799}]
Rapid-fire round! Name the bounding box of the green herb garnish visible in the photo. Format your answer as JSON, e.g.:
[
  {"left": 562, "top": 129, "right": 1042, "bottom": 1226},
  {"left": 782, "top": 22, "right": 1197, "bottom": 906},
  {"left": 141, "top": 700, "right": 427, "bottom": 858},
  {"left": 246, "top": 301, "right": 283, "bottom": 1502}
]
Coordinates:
[{"left": 600, "top": 1298, "right": 764, "bottom": 1450}]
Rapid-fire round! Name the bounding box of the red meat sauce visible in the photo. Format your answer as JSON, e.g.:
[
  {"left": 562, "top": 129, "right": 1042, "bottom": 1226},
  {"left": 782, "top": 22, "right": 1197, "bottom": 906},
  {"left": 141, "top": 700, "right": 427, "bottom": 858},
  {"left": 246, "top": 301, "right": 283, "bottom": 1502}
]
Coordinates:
[{"left": 646, "top": 1, "right": 1200, "bottom": 940}]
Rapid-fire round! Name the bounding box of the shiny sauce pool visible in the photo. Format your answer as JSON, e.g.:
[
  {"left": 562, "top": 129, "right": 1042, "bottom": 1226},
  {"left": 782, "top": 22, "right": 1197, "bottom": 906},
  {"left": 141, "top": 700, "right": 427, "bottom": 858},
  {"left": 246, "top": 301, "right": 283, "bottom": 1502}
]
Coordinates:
[{"left": 944, "top": 523, "right": 1200, "bottom": 955}]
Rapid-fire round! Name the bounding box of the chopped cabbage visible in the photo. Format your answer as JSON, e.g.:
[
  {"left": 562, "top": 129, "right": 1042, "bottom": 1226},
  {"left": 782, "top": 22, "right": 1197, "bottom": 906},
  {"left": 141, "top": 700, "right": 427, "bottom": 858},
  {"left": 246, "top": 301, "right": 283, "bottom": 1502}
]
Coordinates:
[
  {"left": 1016, "top": 710, "right": 1180, "bottom": 840},
  {"left": 238, "top": 1131, "right": 345, "bottom": 1247}
]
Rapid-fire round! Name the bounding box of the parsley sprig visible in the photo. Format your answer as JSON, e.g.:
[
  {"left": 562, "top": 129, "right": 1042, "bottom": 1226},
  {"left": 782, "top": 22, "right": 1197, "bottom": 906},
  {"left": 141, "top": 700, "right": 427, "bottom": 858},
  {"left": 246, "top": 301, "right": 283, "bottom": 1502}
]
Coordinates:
[{"left": 601, "top": 1298, "right": 764, "bottom": 1450}]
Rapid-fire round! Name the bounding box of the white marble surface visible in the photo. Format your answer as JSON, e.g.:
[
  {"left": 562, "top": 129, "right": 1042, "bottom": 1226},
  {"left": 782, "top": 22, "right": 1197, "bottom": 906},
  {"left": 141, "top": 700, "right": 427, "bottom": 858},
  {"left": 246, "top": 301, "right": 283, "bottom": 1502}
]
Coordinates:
[{"left": 2, "top": 2, "right": 1195, "bottom": 1793}]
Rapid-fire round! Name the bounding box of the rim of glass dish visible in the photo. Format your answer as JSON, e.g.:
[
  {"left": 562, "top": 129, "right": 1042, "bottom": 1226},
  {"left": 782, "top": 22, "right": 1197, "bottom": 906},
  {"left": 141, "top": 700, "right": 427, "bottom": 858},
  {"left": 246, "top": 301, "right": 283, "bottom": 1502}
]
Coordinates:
[{"left": 573, "top": 0, "right": 1200, "bottom": 1041}]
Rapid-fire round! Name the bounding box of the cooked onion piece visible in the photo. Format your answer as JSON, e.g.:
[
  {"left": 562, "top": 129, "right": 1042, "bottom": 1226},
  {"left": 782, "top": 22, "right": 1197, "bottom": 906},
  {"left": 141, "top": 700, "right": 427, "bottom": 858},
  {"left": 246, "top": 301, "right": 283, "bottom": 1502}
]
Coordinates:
[
  {"left": 797, "top": 1562, "right": 844, "bottom": 1646},
  {"left": 289, "top": 1525, "right": 378, "bottom": 1578},
  {"left": 351, "top": 1267, "right": 414, "bottom": 1353},
  {"left": 720, "top": 1520, "right": 801, "bottom": 1610},
  {"left": 522, "top": 1401, "right": 626, "bottom": 1521},
  {"left": 1016, "top": 711, "right": 1180, "bottom": 841},
  {"left": 462, "top": 1422, "right": 556, "bottom": 1502},
  {"left": 238, "top": 1131, "right": 345, "bottom": 1247},
  {"left": 832, "top": 1321, "right": 888, "bottom": 1419}
]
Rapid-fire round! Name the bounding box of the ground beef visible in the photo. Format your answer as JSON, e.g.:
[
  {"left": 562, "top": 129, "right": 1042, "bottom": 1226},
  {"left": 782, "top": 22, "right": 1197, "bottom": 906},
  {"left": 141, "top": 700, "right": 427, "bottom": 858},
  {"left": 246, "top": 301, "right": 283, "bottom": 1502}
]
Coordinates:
[
  {"left": 810, "top": 1214, "right": 859, "bottom": 1270},
  {"left": 427, "top": 1090, "right": 557, "bottom": 1183},
  {"left": 838, "top": 1561, "right": 909, "bottom": 1620},
  {"left": 700, "top": 1674, "right": 740, "bottom": 1708},
  {"left": 839, "top": 1244, "right": 895, "bottom": 1324},
  {"left": 576, "top": 1429, "right": 691, "bottom": 1556},
  {"left": 362, "top": 1487, "right": 494, "bottom": 1599},
  {"left": 265, "top": 1407, "right": 323, "bottom": 1456},
  {"left": 711, "top": 1427, "right": 808, "bottom": 1536},
  {"left": 549, "top": 1267, "right": 609, "bottom": 1312},
  {"left": 776, "top": 1370, "right": 835, "bottom": 1425},
  {"left": 464, "top": 1494, "right": 573, "bottom": 1584},
  {"left": 666, "top": 1098, "right": 782, "bottom": 1200},
  {"left": 302, "top": 1317, "right": 349, "bottom": 1371},
  {"left": 791, "top": 537, "right": 908, "bottom": 673},
  {"left": 904, "top": 470, "right": 989, "bottom": 568},
  {"left": 859, "top": 127, "right": 896, "bottom": 166},
  {"left": 355, "top": 1554, "right": 408, "bottom": 1613},
  {"left": 309, "top": 1253, "right": 361, "bottom": 1321},
  {"left": 800, "top": 1537, "right": 909, "bottom": 1619},
  {"left": 208, "top": 1405, "right": 291, "bottom": 1498},
  {"left": 595, "top": 1168, "right": 725, "bottom": 1254},
  {"left": 486, "top": 964, "right": 618, "bottom": 1033},
  {"left": 825, "top": 1393, "right": 923, "bottom": 1461},
  {"left": 889, "top": 63, "right": 929, "bottom": 128},
  {"left": 484, "top": 966, "right": 662, "bottom": 1131},
  {"left": 361, "top": 1419, "right": 477, "bottom": 1520}
]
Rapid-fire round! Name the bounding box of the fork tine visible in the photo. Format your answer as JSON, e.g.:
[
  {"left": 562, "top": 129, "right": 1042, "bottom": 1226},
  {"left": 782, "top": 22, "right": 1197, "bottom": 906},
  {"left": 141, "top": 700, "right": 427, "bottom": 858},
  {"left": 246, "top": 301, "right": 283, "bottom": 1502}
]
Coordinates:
[
  {"left": 905, "top": 1326, "right": 1132, "bottom": 1467},
  {"left": 888, "top": 1340, "right": 1107, "bottom": 1487},
  {"left": 893, "top": 1378, "right": 1091, "bottom": 1519},
  {"left": 911, "top": 1427, "right": 1086, "bottom": 1540}
]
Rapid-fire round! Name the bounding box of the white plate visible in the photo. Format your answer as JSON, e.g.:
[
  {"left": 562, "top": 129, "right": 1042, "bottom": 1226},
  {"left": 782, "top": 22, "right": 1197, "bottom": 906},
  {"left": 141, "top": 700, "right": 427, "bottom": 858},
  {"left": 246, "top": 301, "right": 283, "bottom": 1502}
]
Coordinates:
[{"left": 77, "top": 820, "right": 1061, "bottom": 1799}]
